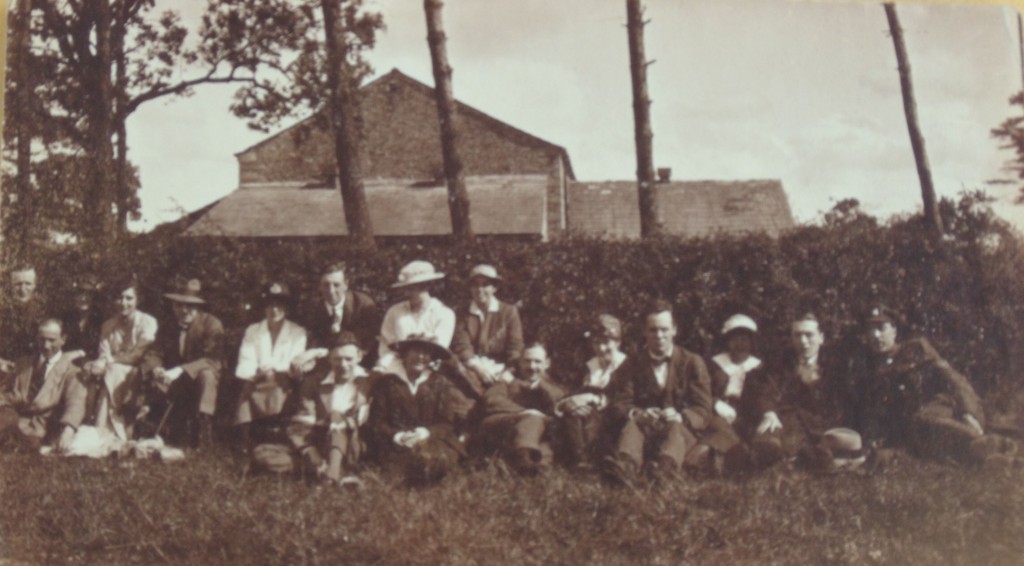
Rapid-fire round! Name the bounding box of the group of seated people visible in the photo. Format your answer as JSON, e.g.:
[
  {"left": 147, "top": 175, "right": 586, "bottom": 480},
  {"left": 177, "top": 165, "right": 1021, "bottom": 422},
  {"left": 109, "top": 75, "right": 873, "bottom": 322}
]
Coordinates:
[{"left": 0, "top": 260, "right": 1014, "bottom": 487}]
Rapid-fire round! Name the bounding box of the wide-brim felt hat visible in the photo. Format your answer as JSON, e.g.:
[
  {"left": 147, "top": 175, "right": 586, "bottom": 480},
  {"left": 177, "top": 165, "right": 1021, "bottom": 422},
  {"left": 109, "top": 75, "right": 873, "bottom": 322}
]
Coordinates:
[
  {"left": 164, "top": 278, "right": 206, "bottom": 305},
  {"left": 260, "top": 282, "right": 293, "bottom": 305},
  {"left": 391, "top": 260, "right": 445, "bottom": 288},
  {"left": 390, "top": 336, "right": 452, "bottom": 361}
]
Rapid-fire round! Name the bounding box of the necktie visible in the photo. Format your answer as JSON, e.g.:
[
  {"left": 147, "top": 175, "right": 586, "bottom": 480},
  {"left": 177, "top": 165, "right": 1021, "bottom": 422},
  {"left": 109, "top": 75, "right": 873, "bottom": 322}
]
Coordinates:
[
  {"left": 331, "top": 305, "right": 342, "bottom": 334},
  {"left": 179, "top": 325, "right": 190, "bottom": 357}
]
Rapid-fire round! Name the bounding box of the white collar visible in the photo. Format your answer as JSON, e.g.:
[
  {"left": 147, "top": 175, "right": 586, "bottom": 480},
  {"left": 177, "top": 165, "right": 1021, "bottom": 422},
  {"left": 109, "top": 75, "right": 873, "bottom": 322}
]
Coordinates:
[
  {"left": 469, "top": 297, "right": 500, "bottom": 318},
  {"left": 392, "top": 363, "right": 433, "bottom": 395},
  {"left": 325, "top": 295, "right": 346, "bottom": 314},
  {"left": 586, "top": 350, "right": 627, "bottom": 374},
  {"left": 712, "top": 352, "right": 762, "bottom": 374},
  {"left": 41, "top": 350, "right": 62, "bottom": 368}
]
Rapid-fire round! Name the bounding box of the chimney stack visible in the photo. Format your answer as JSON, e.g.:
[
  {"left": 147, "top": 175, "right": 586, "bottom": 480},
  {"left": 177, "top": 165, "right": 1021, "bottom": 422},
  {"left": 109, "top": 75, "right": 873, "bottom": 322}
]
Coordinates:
[{"left": 657, "top": 167, "right": 672, "bottom": 183}]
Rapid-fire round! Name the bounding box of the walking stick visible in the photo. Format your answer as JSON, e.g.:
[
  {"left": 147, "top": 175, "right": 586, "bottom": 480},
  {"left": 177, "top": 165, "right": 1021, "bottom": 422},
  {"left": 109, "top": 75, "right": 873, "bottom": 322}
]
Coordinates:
[{"left": 154, "top": 401, "right": 175, "bottom": 438}]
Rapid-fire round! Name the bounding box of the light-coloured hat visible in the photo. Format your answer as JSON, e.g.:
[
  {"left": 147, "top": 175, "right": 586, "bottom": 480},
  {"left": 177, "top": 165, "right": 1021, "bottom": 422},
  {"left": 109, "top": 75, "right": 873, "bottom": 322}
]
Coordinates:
[
  {"left": 822, "top": 427, "right": 863, "bottom": 453},
  {"left": 164, "top": 278, "right": 206, "bottom": 305},
  {"left": 468, "top": 264, "right": 502, "bottom": 283},
  {"left": 391, "top": 260, "right": 445, "bottom": 288},
  {"left": 721, "top": 314, "right": 758, "bottom": 336}
]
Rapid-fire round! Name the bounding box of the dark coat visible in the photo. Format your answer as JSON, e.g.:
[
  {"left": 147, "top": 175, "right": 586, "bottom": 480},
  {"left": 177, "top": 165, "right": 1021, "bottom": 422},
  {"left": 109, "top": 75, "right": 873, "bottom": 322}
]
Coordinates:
[
  {"left": 364, "top": 371, "right": 462, "bottom": 461},
  {"left": 0, "top": 299, "right": 42, "bottom": 362},
  {"left": 844, "top": 337, "right": 983, "bottom": 447},
  {"left": 608, "top": 347, "right": 714, "bottom": 431},
  {"left": 144, "top": 311, "right": 225, "bottom": 379},
  {"left": 483, "top": 371, "right": 566, "bottom": 418},
  {"left": 297, "top": 290, "right": 380, "bottom": 354},
  {"left": 769, "top": 349, "right": 847, "bottom": 439},
  {"left": 61, "top": 307, "right": 105, "bottom": 358},
  {"left": 450, "top": 301, "right": 524, "bottom": 365}
]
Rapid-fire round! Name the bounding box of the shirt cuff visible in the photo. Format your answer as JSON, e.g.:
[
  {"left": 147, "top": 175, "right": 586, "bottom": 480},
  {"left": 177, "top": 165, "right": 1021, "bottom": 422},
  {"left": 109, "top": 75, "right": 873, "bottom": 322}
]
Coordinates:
[{"left": 165, "top": 367, "right": 185, "bottom": 381}]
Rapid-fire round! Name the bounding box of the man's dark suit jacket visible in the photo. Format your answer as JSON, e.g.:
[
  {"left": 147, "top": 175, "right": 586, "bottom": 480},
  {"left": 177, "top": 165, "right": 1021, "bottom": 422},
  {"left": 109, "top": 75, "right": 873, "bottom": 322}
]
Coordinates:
[
  {"left": 608, "top": 346, "right": 714, "bottom": 432},
  {"left": 297, "top": 290, "right": 380, "bottom": 356},
  {"left": 144, "top": 311, "right": 225, "bottom": 378}
]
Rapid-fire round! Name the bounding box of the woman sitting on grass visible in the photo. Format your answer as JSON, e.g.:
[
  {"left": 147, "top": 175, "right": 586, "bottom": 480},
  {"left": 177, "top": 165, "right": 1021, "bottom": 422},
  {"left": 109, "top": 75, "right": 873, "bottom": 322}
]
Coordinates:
[
  {"left": 84, "top": 276, "right": 158, "bottom": 442},
  {"left": 233, "top": 282, "right": 308, "bottom": 450},
  {"left": 364, "top": 336, "right": 464, "bottom": 486}
]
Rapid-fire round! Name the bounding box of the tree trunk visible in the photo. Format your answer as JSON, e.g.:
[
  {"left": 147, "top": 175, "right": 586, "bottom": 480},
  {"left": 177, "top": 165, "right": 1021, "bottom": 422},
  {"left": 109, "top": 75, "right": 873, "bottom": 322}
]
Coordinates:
[
  {"left": 423, "top": 0, "right": 473, "bottom": 242},
  {"left": 626, "top": 0, "right": 660, "bottom": 238},
  {"left": 321, "top": 0, "right": 375, "bottom": 249},
  {"left": 9, "top": 0, "right": 35, "bottom": 259},
  {"left": 114, "top": 0, "right": 130, "bottom": 237},
  {"left": 884, "top": 3, "right": 943, "bottom": 237},
  {"left": 84, "top": 0, "right": 118, "bottom": 243}
]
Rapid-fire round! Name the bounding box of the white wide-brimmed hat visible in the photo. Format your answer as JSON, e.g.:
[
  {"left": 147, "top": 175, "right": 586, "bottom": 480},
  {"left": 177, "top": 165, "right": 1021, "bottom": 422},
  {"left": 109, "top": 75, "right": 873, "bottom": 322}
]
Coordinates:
[{"left": 391, "top": 260, "right": 445, "bottom": 288}]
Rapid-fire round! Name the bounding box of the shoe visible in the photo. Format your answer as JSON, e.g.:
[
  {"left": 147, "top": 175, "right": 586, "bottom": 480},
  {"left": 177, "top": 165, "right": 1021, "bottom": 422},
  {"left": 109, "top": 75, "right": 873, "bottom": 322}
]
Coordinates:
[
  {"left": 649, "top": 455, "right": 684, "bottom": 484},
  {"left": 603, "top": 454, "right": 639, "bottom": 489},
  {"left": 510, "top": 448, "right": 541, "bottom": 476},
  {"left": 683, "top": 443, "right": 712, "bottom": 470}
]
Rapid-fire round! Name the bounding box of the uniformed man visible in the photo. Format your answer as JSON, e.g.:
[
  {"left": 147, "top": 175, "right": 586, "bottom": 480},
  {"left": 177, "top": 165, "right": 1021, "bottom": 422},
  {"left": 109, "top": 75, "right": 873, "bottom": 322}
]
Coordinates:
[{"left": 845, "top": 305, "right": 993, "bottom": 464}]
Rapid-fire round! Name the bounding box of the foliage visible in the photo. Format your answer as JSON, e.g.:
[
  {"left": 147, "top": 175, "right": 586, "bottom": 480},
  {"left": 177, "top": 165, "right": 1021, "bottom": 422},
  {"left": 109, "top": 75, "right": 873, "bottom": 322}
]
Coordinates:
[
  {"left": 202, "top": 0, "right": 385, "bottom": 133},
  {"left": 990, "top": 90, "right": 1024, "bottom": 203},
  {"left": 0, "top": 450, "right": 1022, "bottom": 564},
  {"left": 20, "top": 193, "right": 1024, "bottom": 397}
]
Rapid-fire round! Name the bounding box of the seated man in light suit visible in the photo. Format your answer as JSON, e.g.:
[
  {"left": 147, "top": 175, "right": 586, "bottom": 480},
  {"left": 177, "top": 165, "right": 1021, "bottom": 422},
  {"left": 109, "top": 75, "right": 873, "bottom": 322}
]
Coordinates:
[{"left": 0, "top": 319, "right": 88, "bottom": 452}]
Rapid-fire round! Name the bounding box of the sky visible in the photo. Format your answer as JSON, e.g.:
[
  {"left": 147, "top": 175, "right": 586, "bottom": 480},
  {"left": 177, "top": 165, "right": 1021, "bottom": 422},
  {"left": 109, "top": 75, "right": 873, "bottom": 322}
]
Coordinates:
[{"left": 126, "top": 0, "right": 1024, "bottom": 231}]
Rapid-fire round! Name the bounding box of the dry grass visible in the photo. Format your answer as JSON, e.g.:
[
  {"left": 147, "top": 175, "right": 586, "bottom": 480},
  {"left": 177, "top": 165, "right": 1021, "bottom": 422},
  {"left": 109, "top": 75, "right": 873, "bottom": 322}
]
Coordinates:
[{"left": 0, "top": 451, "right": 1021, "bottom": 565}]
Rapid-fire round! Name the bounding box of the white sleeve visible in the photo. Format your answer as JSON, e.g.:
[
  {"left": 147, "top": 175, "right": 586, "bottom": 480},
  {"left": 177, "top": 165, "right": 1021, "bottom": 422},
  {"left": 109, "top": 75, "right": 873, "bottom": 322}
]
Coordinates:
[
  {"left": 235, "top": 325, "right": 259, "bottom": 380},
  {"left": 378, "top": 305, "right": 399, "bottom": 362},
  {"left": 435, "top": 305, "right": 456, "bottom": 348}
]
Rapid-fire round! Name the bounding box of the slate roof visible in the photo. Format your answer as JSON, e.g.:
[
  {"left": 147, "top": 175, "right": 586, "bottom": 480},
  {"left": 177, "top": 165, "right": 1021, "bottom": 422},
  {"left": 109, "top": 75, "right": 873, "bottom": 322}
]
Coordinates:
[
  {"left": 567, "top": 179, "right": 794, "bottom": 239},
  {"left": 184, "top": 175, "right": 549, "bottom": 238}
]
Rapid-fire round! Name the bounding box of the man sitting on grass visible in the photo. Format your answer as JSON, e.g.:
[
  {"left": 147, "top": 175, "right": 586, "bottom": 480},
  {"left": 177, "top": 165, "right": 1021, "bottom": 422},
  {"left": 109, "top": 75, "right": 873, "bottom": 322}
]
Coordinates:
[
  {"left": 605, "top": 300, "right": 714, "bottom": 487},
  {"left": 555, "top": 314, "right": 627, "bottom": 470},
  {"left": 364, "top": 336, "right": 465, "bottom": 486},
  {"left": 288, "top": 332, "right": 371, "bottom": 486},
  {"left": 753, "top": 312, "right": 862, "bottom": 472},
  {"left": 0, "top": 319, "right": 88, "bottom": 452},
  {"left": 478, "top": 342, "right": 565, "bottom": 475},
  {"left": 845, "top": 305, "right": 1012, "bottom": 466}
]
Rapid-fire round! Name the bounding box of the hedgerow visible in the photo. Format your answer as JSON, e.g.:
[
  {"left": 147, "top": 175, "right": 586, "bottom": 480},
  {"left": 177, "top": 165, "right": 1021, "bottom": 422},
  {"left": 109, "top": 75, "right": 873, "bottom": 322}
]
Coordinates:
[{"left": 17, "top": 192, "right": 1024, "bottom": 397}]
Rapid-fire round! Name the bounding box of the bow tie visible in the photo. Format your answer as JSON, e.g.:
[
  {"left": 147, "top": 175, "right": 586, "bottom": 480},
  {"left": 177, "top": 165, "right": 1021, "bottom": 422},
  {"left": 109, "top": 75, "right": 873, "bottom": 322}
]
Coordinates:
[{"left": 649, "top": 355, "right": 669, "bottom": 366}]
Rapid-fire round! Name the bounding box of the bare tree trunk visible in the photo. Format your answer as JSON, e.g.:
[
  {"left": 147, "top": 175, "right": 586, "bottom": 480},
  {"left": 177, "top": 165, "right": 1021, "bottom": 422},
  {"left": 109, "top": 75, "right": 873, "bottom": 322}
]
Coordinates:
[
  {"left": 884, "top": 3, "right": 943, "bottom": 237},
  {"left": 626, "top": 0, "right": 660, "bottom": 238},
  {"left": 321, "top": 0, "right": 375, "bottom": 249},
  {"left": 114, "top": 0, "right": 130, "bottom": 237},
  {"left": 10, "top": 0, "right": 35, "bottom": 258},
  {"left": 83, "top": 0, "right": 118, "bottom": 243},
  {"left": 423, "top": 0, "right": 473, "bottom": 242}
]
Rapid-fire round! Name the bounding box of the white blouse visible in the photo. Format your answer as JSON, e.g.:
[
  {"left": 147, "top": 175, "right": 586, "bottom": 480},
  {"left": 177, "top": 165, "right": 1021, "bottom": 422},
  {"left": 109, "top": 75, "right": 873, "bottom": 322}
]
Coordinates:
[{"left": 235, "top": 319, "right": 308, "bottom": 379}]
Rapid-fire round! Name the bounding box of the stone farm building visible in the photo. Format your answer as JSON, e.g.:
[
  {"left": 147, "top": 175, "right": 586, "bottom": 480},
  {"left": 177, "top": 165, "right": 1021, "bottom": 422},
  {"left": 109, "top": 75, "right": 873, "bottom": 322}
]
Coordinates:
[{"left": 184, "top": 69, "right": 793, "bottom": 241}]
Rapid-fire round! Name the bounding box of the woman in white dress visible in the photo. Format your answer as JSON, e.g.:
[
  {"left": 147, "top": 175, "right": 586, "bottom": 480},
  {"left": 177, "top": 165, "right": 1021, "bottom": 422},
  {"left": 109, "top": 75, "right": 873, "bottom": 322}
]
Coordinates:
[
  {"left": 376, "top": 261, "right": 455, "bottom": 371},
  {"left": 86, "top": 277, "right": 158, "bottom": 441},
  {"left": 234, "top": 282, "right": 308, "bottom": 445}
]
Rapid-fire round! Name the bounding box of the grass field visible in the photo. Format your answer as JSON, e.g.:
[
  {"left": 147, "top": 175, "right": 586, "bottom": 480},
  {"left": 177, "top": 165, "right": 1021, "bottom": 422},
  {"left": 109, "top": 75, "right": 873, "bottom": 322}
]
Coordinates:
[{"left": 0, "top": 450, "right": 1021, "bottom": 565}]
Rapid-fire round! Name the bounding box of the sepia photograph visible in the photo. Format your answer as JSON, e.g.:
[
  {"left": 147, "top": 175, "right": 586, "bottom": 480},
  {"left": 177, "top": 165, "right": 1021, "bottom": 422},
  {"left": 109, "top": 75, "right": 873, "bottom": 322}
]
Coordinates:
[{"left": 1, "top": 0, "right": 1023, "bottom": 563}]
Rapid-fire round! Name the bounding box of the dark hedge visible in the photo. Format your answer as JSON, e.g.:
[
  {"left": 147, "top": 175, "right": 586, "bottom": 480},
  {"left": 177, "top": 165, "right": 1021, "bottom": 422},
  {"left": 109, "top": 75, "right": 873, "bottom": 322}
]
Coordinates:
[{"left": 17, "top": 193, "right": 1024, "bottom": 399}]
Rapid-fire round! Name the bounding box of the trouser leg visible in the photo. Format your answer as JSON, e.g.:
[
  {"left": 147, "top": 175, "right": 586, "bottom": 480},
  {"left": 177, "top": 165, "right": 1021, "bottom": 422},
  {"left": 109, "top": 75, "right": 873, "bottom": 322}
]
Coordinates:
[
  {"left": 616, "top": 418, "right": 647, "bottom": 467},
  {"left": 327, "top": 429, "right": 350, "bottom": 481},
  {"left": 658, "top": 422, "right": 696, "bottom": 469}
]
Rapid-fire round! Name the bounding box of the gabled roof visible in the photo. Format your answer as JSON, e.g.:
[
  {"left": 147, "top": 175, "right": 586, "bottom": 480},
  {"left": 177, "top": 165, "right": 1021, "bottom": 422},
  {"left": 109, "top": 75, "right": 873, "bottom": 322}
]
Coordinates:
[
  {"left": 184, "top": 175, "right": 549, "bottom": 238},
  {"left": 235, "top": 69, "right": 575, "bottom": 180},
  {"left": 567, "top": 179, "right": 794, "bottom": 239}
]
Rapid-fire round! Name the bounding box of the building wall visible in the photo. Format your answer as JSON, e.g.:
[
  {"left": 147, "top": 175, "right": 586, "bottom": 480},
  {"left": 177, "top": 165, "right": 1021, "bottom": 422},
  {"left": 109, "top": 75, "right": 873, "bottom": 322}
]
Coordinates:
[{"left": 237, "top": 72, "right": 560, "bottom": 185}]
